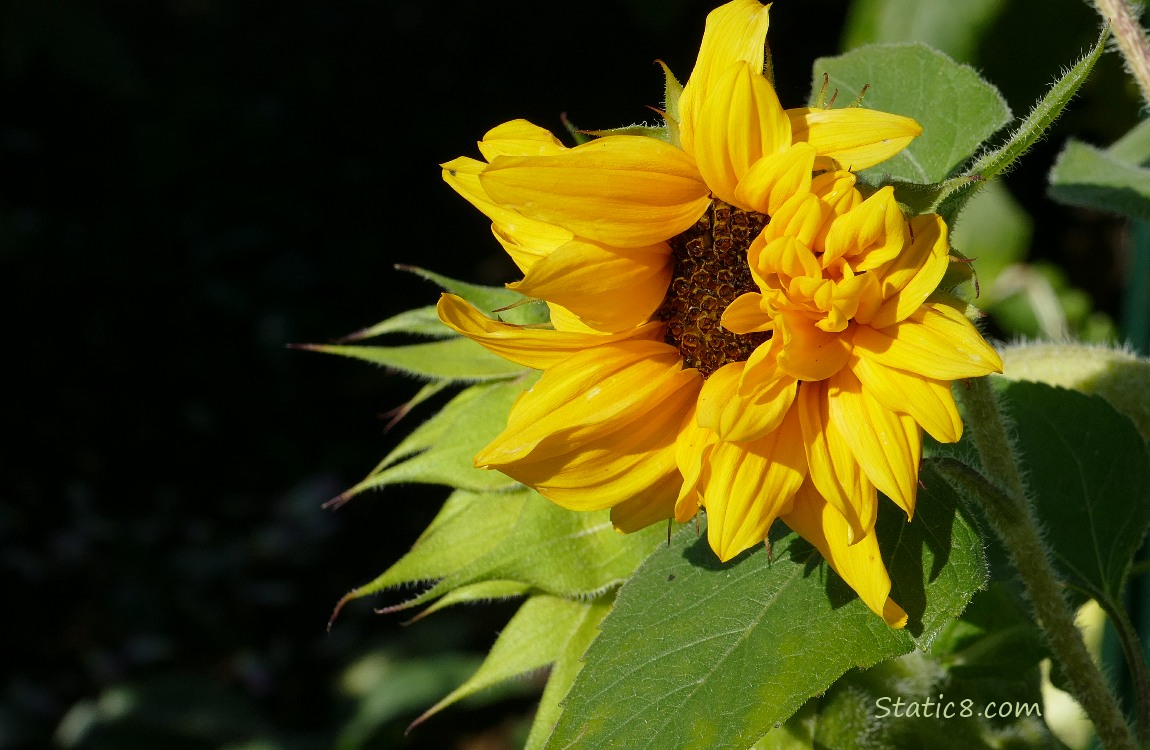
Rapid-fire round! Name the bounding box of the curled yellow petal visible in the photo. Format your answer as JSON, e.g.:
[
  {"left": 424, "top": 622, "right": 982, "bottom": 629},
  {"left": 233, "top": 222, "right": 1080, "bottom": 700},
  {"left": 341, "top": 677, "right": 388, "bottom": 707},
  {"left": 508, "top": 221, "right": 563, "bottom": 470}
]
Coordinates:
[
  {"left": 477, "top": 119, "right": 567, "bottom": 161},
  {"left": 510, "top": 239, "right": 672, "bottom": 333},
  {"left": 480, "top": 135, "right": 710, "bottom": 247},
  {"left": 702, "top": 407, "right": 806, "bottom": 562},
  {"left": 437, "top": 293, "right": 660, "bottom": 369},
  {"left": 679, "top": 0, "right": 773, "bottom": 153},
  {"left": 782, "top": 481, "right": 908, "bottom": 628},
  {"left": 850, "top": 353, "right": 963, "bottom": 444},
  {"left": 853, "top": 302, "right": 1004, "bottom": 381},
  {"left": 692, "top": 61, "right": 791, "bottom": 208},
  {"left": 786, "top": 106, "right": 922, "bottom": 171}
]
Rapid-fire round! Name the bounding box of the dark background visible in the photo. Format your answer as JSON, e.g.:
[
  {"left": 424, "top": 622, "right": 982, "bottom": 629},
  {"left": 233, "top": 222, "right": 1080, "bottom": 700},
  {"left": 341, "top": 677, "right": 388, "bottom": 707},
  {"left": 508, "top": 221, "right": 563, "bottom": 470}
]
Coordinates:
[{"left": 3, "top": 0, "right": 1138, "bottom": 748}]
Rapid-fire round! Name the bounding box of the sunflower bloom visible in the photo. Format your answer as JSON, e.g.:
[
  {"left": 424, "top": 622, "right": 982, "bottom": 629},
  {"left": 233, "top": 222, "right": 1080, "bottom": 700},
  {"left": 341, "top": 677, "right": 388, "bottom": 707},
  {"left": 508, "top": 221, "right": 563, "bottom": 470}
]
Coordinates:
[{"left": 437, "top": 0, "right": 1001, "bottom": 627}]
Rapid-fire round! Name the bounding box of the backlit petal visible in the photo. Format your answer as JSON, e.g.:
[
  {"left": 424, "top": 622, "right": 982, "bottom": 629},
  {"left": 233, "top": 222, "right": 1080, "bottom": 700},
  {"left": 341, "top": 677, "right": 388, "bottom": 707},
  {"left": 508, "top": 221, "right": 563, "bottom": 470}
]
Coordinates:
[
  {"left": 703, "top": 406, "right": 806, "bottom": 561},
  {"left": 734, "top": 142, "right": 817, "bottom": 216},
  {"left": 692, "top": 62, "right": 791, "bottom": 208},
  {"left": 851, "top": 353, "right": 962, "bottom": 444},
  {"left": 477, "top": 119, "right": 567, "bottom": 161},
  {"left": 481, "top": 135, "right": 710, "bottom": 246},
  {"left": 787, "top": 107, "right": 922, "bottom": 171},
  {"left": 437, "top": 293, "right": 660, "bottom": 369},
  {"left": 853, "top": 302, "right": 1003, "bottom": 380},
  {"left": 782, "top": 481, "right": 908, "bottom": 627},
  {"left": 720, "top": 292, "right": 772, "bottom": 334},
  {"left": 510, "top": 238, "right": 672, "bottom": 332},
  {"left": 476, "top": 340, "right": 701, "bottom": 466},
  {"left": 696, "top": 360, "right": 797, "bottom": 442},
  {"left": 679, "top": 0, "right": 772, "bottom": 153},
  {"left": 828, "top": 368, "right": 921, "bottom": 517},
  {"left": 796, "top": 380, "right": 878, "bottom": 544},
  {"left": 821, "top": 186, "right": 907, "bottom": 271},
  {"left": 776, "top": 312, "right": 853, "bottom": 381}
]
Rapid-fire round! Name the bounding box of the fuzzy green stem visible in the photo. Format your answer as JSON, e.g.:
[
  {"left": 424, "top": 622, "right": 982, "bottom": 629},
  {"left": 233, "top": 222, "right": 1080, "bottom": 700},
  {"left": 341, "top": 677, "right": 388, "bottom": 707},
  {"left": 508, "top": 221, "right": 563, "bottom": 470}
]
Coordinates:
[
  {"left": 951, "top": 377, "right": 1139, "bottom": 750},
  {"left": 1100, "top": 595, "right": 1150, "bottom": 744},
  {"left": 1092, "top": 0, "right": 1150, "bottom": 108}
]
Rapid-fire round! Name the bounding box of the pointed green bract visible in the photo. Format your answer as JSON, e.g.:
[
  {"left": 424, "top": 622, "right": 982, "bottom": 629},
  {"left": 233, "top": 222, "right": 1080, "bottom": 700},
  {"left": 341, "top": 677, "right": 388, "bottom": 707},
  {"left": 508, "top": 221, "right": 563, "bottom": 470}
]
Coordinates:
[
  {"left": 525, "top": 594, "right": 613, "bottom": 750},
  {"left": 342, "top": 378, "right": 535, "bottom": 497},
  {"left": 813, "top": 43, "right": 1011, "bottom": 185},
  {"left": 338, "top": 305, "right": 454, "bottom": 341},
  {"left": 399, "top": 265, "right": 550, "bottom": 325},
  {"left": 544, "top": 471, "right": 986, "bottom": 750},
  {"left": 304, "top": 337, "right": 529, "bottom": 381},
  {"left": 411, "top": 595, "right": 594, "bottom": 727}
]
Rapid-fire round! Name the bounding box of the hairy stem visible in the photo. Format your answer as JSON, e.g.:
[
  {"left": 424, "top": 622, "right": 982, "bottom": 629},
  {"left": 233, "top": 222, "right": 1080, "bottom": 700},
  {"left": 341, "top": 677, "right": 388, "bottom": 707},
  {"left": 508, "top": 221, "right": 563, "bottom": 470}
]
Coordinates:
[
  {"left": 947, "top": 377, "right": 1139, "bottom": 750},
  {"left": 1092, "top": 0, "right": 1150, "bottom": 107}
]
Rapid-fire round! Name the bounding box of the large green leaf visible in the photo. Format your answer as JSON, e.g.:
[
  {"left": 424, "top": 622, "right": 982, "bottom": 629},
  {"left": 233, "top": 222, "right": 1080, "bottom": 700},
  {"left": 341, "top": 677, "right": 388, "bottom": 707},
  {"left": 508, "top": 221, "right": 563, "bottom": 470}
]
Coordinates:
[
  {"left": 997, "top": 379, "right": 1150, "bottom": 604},
  {"left": 812, "top": 44, "right": 1011, "bottom": 185},
  {"left": 545, "top": 470, "right": 987, "bottom": 750}
]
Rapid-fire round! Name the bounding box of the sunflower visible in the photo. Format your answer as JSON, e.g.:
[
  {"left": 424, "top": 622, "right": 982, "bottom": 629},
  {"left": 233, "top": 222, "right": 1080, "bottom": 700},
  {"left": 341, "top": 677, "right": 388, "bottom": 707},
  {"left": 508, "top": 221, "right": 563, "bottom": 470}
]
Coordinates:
[{"left": 436, "top": 0, "right": 1002, "bottom": 627}]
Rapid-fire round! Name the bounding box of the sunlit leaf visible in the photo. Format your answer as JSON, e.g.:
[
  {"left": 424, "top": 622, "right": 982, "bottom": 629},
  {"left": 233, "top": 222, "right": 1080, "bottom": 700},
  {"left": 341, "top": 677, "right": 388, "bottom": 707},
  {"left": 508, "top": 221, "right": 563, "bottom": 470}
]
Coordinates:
[
  {"left": 545, "top": 471, "right": 986, "bottom": 750},
  {"left": 813, "top": 44, "right": 1011, "bottom": 185}
]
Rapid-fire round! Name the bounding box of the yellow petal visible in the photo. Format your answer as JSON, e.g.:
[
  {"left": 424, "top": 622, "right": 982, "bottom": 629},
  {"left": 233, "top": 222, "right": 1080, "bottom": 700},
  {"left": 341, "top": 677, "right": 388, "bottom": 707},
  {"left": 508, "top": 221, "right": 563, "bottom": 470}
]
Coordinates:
[
  {"left": 720, "top": 292, "right": 772, "bottom": 334},
  {"left": 476, "top": 339, "right": 701, "bottom": 466},
  {"left": 786, "top": 107, "right": 922, "bottom": 171},
  {"left": 703, "top": 406, "right": 806, "bottom": 561},
  {"left": 821, "top": 186, "right": 907, "bottom": 272},
  {"left": 502, "top": 381, "right": 696, "bottom": 514},
  {"left": 776, "top": 311, "right": 853, "bottom": 381},
  {"left": 477, "top": 119, "right": 567, "bottom": 161},
  {"left": 827, "top": 368, "right": 921, "bottom": 518},
  {"left": 674, "top": 402, "right": 716, "bottom": 522},
  {"left": 437, "top": 293, "right": 660, "bottom": 369},
  {"left": 734, "top": 142, "right": 817, "bottom": 216},
  {"left": 859, "top": 213, "right": 950, "bottom": 328},
  {"left": 546, "top": 302, "right": 600, "bottom": 334},
  {"left": 611, "top": 472, "right": 685, "bottom": 532},
  {"left": 510, "top": 238, "right": 672, "bottom": 332},
  {"left": 442, "top": 157, "right": 571, "bottom": 272},
  {"left": 853, "top": 302, "right": 1003, "bottom": 380},
  {"left": 696, "top": 360, "right": 797, "bottom": 442},
  {"left": 480, "top": 135, "right": 710, "bottom": 247},
  {"left": 812, "top": 170, "right": 862, "bottom": 215},
  {"left": 679, "top": 0, "right": 772, "bottom": 153},
  {"left": 796, "top": 381, "right": 877, "bottom": 543},
  {"left": 850, "top": 353, "right": 963, "bottom": 444},
  {"left": 692, "top": 61, "right": 791, "bottom": 208},
  {"left": 782, "top": 481, "right": 908, "bottom": 627}
]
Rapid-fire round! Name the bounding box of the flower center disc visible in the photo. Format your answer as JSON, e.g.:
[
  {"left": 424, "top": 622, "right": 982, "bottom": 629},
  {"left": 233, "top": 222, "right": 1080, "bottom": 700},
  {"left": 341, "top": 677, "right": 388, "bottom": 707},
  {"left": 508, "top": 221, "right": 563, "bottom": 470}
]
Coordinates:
[{"left": 656, "top": 199, "right": 770, "bottom": 378}]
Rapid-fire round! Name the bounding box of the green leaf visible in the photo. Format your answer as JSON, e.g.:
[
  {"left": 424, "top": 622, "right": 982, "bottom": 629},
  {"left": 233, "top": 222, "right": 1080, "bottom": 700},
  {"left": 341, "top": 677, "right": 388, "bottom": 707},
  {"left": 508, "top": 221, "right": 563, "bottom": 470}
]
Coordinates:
[
  {"left": 545, "top": 472, "right": 986, "bottom": 750},
  {"left": 410, "top": 580, "right": 531, "bottom": 621},
  {"left": 304, "top": 337, "right": 529, "bottom": 381},
  {"left": 1048, "top": 138, "right": 1150, "bottom": 221},
  {"left": 936, "top": 24, "right": 1109, "bottom": 223},
  {"left": 841, "top": 0, "right": 1007, "bottom": 63},
  {"left": 997, "top": 379, "right": 1150, "bottom": 604},
  {"left": 341, "top": 378, "right": 535, "bottom": 498},
  {"left": 929, "top": 582, "right": 1048, "bottom": 678},
  {"left": 398, "top": 264, "right": 550, "bottom": 326},
  {"left": 525, "top": 594, "right": 614, "bottom": 750},
  {"left": 411, "top": 595, "right": 593, "bottom": 727},
  {"left": 812, "top": 44, "right": 1011, "bottom": 185}
]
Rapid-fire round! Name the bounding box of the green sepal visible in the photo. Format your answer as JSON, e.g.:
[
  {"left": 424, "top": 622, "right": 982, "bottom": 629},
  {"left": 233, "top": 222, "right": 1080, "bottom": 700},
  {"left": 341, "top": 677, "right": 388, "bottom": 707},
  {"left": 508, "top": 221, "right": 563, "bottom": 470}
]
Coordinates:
[
  {"left": 397, "top": 264, "right": 549, "bottom": 325},
  {"left": 336, "top": 377, "right": 536, "bottom": 501},
  {"left": 302, "top": 337, "right": 529, "bottom": 382},
  {"left": 334, "top": 305, "right": 453, "bottom": 342},
  {"left": 409, "top": 594, "right": 596, "bottom": 729},
  {"left": 581, "top": 124, "right": 670, "bottom": 142},
  {"left": 406, "top": 581, "right": 531, "bottom": 623}
]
